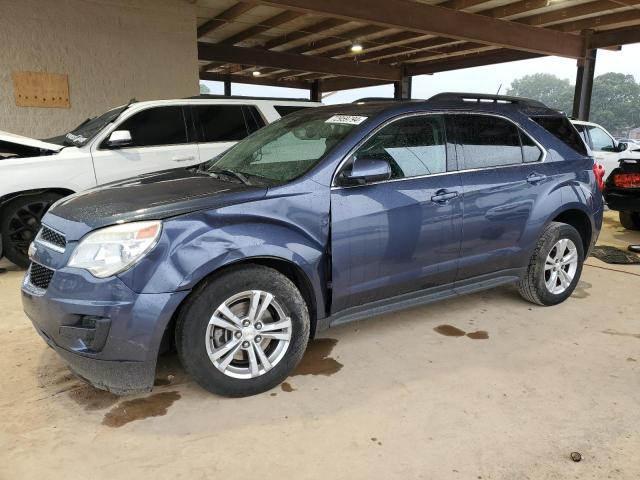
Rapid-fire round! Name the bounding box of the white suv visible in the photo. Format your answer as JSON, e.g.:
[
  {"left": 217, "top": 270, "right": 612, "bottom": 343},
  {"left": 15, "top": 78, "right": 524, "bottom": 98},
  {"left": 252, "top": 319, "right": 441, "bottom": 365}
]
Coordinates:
[
  {"left": 0, "top": 96, "right": 320, "bottom": 267},
  {"left": 571, "top": 119, "right": 640, "bottom": 178}
]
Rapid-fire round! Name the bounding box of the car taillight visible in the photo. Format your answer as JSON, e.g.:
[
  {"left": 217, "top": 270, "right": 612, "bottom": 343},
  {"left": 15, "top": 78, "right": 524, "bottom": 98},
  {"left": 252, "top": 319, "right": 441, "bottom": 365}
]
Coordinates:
[
  {"left": 593, "top": 163, "right": 605, "bottom": 192},
  {"left": 612, "top": 172, "right": 640, "bottom": 188}
]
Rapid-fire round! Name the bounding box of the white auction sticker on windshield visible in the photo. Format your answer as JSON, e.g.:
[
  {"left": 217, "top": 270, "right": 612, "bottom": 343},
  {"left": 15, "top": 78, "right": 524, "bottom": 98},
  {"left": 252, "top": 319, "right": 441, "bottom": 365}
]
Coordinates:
[{"left": 325, "top": 115, "right": 368, "bottom": 125}]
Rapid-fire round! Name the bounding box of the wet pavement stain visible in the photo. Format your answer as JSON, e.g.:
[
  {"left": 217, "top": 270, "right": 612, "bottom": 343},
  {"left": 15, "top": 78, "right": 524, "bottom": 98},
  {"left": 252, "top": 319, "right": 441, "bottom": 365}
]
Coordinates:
[
  {"left": 572, "top": 281, "right": 592, "bottom": 299},
  {"left": 466, "top": 331, "right": 489, "bottom": 340},
  {"left": 602, "top": 329, "right": 640, "bottom": 339},
  {"left": 434, "top": 325, "right": 466, "bottom": 337},
  {"left": 281, "top": 381, "right": 296, "bottom": 392},
  {"left": 434, "top": 325, "right": 488, "bottom": 340},
  {"left": 68, "top": 384, "right": 120, "bottom": 411},
  {"left": 434, "top": 325, "right": 489, "bottom": 340},
  {"left": 102, "top": 391, "right": 181, "bottom": 428},
  {"left": 291, "top": 338, "right": 343, "bottom": 377}
]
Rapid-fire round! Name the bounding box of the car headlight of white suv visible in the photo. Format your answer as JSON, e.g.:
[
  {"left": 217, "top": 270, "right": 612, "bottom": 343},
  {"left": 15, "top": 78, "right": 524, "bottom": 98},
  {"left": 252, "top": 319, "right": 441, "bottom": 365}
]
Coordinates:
[{"left": 68, "top": 221, "right": 162, "bottom": 278}]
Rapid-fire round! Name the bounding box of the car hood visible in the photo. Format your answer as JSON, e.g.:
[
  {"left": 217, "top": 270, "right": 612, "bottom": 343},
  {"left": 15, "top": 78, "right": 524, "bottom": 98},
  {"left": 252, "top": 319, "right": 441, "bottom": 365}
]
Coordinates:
[
  {"left": 49, "top": 168, "right": 266, "bottom": 229},
  {"left": 0, "top": 129, "right": 64, "bottom": 153}
]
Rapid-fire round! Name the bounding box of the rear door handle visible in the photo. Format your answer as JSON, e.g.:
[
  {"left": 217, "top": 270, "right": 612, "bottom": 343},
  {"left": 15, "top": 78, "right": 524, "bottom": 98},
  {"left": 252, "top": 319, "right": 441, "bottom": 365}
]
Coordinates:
[
  {"left": 172, "top": 155, "right": 196, "bottom": 162},
  {"left": 431, "top": 189, "right": 459, "bottom": 204},
  {"left": 527, "top": 172, "right": 547, "bottom": 184}
]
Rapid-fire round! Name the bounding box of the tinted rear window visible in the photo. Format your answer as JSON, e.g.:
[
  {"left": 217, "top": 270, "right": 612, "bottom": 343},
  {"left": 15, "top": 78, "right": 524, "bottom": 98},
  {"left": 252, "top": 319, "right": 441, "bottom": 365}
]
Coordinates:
[
  {"left": 531, "top": 116, "right": 588, "bottom": 156},
  {"left": 274, "top": 105, "right": 312, "bottom": 117},
  {"left": 195, "top": 105, "right": 248, "bottom": 142}
]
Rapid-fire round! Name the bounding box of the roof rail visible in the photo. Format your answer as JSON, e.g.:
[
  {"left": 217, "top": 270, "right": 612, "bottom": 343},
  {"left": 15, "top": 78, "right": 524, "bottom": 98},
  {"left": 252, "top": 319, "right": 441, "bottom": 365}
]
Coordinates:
[
  {"left": 185, "top": 94, "right": 314, "bottom": 102},
  {"left": 351, "top": 97, "right": 425, "bottom": 103},
  {"left": 428, "top": 92, "right": 547, "bottom": 108}
]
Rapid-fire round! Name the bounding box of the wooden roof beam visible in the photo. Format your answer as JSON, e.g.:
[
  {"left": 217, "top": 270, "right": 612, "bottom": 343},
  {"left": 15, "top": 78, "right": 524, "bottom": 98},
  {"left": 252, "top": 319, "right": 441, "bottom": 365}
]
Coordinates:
[
  {"left": 198, "top": 42, "right": 402, "bottom": 80},
  {"left": 251, "top": 0, "right": 585, "bottom": 58},
  {"left": 589, "top": 25, "right": 640, "bottom": 48},
  {"left": 197, "top": 2, "right": 257, "bottom": 38}
]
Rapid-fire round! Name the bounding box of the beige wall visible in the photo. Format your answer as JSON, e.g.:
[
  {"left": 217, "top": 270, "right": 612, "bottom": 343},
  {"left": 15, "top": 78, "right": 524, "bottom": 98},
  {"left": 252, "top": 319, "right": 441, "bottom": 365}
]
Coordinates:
[{"left": 0, "top": 0, "right": 198, "bottom": 138}]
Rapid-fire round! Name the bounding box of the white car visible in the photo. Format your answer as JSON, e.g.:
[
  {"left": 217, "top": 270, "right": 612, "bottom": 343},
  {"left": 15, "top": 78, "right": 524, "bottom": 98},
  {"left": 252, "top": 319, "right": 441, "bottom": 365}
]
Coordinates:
[
  {"left": 571, "top": 120, "right": 640, "bottom": 178},
  {"left": 0, "top": 96, "right": 320, "bottom": 267}
]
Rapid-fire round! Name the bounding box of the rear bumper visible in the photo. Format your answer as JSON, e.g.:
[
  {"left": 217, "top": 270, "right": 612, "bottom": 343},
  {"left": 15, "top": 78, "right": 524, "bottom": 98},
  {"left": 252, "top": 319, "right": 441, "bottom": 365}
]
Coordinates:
[
  {"left": 22, "top": 267, "right": 189, "bottom": 394},
  {"left": 604, "top": 190, "right": 640, "bottom": 212}
]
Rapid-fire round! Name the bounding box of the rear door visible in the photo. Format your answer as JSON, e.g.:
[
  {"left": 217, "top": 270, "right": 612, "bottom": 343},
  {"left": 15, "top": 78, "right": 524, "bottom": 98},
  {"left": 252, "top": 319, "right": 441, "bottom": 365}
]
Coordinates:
[
  {"left": 330, "top": 113, "right": 463, "bottom": 312},
  {"left": 91, "top": 105, "right": 198, "bottom": 184},
  {"left": 192, "top": 104, "right": 265, "bottom": 162},
  {"left": 451, "top": 113, "right": 547, "bottom": 283}
]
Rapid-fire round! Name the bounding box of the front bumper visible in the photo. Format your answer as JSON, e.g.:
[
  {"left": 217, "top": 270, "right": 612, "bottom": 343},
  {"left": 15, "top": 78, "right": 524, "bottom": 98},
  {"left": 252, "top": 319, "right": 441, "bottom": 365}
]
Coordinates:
[{"left": 22, "top": 266, "right": 189, "bottom": 394}]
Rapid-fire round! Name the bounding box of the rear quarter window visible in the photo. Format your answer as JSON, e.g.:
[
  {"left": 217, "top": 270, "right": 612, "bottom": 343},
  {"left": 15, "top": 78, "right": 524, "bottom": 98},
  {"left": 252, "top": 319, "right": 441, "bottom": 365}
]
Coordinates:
[{"left": 531, "top": 116, "right": 588, "bottom": 156}]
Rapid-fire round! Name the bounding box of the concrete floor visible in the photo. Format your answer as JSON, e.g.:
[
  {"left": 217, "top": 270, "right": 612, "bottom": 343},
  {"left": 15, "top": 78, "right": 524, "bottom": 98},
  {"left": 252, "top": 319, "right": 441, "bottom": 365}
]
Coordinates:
[{"left": 1, "top": 210, "right": 639, "bottom": 479}]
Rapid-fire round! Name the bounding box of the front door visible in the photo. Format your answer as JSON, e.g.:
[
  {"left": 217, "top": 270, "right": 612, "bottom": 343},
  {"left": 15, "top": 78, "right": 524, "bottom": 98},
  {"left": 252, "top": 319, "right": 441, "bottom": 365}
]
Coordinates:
[
  {"left": 330, "top": 114, "right": 462, "bottom": 313},
  {"left": 91, "top": 105, "right": 199, "bottom": 185}
]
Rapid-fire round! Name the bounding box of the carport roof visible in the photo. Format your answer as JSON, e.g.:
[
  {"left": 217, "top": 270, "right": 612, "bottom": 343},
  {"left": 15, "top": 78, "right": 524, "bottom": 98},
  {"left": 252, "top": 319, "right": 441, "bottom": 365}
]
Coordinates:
[{"left": 195, "top": 0, "right": 640, "bottom": 91}]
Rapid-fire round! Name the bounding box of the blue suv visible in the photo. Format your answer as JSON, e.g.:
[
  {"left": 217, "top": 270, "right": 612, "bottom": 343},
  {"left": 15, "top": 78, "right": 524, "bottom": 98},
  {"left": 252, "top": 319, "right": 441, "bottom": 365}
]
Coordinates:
[{"left": 22, "top": 93, "right": 604, "bottom": 397}]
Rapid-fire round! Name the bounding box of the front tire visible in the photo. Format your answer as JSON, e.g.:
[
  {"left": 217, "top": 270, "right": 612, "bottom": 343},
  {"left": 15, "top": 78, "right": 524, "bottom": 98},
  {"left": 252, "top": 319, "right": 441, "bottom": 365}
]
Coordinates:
[
  {"left": 518, "top": 222, "right": 584, "bottom": 306},
  {"left": 619, "top": 211, "right": 640, "bottom": 230},
  {"left": 1, "top": 192, "right": 63, "bottom": 268},
  {"left": 176, "top": 265, "right": 310, "bottom": 397}
]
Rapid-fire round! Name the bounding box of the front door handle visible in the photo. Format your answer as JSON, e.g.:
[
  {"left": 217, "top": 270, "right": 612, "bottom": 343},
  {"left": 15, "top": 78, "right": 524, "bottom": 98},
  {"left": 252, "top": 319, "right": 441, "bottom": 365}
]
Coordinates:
[
  {"left": 431, "top": 189, "right": 459, "bottom": 204},
  {"left": 172, "top": 155, "right": 196, "bottom": 162},
  {"left": 527, "top": 172, "right": 547, "bottom": 184}
]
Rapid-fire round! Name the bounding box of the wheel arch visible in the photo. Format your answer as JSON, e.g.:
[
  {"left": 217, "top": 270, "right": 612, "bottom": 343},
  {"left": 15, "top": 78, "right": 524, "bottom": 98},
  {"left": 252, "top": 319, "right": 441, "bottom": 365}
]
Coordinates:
[
  {"left": 158, "top": 256, "right": 320, "bottom": 360},
  {"left": 550, "top": 207, "right": 593, "bottom": 254}
]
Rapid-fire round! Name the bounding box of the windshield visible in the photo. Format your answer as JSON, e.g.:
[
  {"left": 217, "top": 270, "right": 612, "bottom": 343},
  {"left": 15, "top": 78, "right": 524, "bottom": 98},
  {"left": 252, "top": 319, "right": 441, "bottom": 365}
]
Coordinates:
[
  {"left": 204, "top": 112, "right": 364, "bottom": 185},
  {"left": 44, "top": 105, "right": 129, "bottom": 147}
]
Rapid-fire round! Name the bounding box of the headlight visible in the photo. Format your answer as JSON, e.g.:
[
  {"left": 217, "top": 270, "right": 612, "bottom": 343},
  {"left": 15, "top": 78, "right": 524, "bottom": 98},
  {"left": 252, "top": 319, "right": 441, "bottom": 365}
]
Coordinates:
[{"left": 68, "top": 221, "right": 162, "bottom": 278}]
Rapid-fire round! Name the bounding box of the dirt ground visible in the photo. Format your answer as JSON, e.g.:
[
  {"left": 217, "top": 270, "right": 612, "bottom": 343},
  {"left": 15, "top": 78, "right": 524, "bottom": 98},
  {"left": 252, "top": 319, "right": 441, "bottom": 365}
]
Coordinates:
[{"left": 1, "top": 210, "right": 639, "bottom": 479}]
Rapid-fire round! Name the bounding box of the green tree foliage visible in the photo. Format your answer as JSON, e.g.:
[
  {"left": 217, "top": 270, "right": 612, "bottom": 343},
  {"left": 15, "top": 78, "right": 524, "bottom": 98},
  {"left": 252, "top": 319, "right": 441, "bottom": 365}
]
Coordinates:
[
  {"left": 199, "top": 83, "right": 211, "bottom": 94},
  {"left": 590, "top": 73, "right": 640, "bottom": 135},
  {"left": 507, "top": 72, "right": 640, "bottom": 136},
  {"left": 507, "top": 73, "right": 574, "bottom": 113}
]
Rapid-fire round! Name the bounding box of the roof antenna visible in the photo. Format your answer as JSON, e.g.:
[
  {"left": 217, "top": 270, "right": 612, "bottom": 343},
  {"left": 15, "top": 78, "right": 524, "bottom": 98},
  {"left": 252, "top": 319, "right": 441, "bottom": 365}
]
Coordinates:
[{"left": 496, "top": 84, "right": 503, "bottom": 95}]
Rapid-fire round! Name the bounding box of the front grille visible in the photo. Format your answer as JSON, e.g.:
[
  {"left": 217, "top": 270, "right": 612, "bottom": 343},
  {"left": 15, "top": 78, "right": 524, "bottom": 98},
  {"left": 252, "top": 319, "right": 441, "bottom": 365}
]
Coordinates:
[
  {"left": 38, "top": 226, "right": 66, "bottom": 251},
  {"left": 29, "top": 262, "right": 55, "bottom": 290}
]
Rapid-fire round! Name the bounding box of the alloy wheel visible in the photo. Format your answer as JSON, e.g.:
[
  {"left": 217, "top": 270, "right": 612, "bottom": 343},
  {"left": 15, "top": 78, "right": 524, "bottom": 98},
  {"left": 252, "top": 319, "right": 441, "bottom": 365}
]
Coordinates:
[
  {"left": 544, "top": 238, "right": 578, "bottom": 294},
  {"left": 205, "top": 290, "right": 292, "bottom": 379}
]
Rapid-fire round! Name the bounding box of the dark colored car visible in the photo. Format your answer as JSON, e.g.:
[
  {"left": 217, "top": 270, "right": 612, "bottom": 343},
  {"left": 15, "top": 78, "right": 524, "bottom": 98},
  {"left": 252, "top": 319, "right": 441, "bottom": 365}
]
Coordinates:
[
  {"left": 604, "top": 158, "right": 640, "bottom": 230},
  {"left": 22, "top": 93, "right": 604, "bottom": 397}
]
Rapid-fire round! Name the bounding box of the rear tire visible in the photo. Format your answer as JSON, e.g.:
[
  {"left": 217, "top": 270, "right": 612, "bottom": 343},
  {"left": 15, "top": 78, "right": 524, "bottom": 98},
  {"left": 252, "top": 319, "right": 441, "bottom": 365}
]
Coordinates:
[
  {"left": 1, "top": 192, "right": 63, "bottom": 268},
  {"left": 619, "top": 211, "right": 640, "bottom": 230},
  {"left": 176, "top": 264, "right": 310, "bottom": 397},
  {"left": 518, "top": 222, "right": 584, "bottom": 306}
]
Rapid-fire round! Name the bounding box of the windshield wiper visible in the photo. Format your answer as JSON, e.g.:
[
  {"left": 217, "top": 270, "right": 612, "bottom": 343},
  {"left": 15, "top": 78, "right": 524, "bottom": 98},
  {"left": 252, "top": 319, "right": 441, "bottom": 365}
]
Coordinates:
[{"left": 209, "top": 168, "right": 250, "bottom": 185}]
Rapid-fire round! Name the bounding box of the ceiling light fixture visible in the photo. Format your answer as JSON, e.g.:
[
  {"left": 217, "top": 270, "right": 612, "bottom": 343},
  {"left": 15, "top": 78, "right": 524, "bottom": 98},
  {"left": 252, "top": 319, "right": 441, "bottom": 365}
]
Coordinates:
[
  {"left": 252, "top": 70, "right": 261, "bottom": 77},
  {"left": 350, "top": 43, "right": 363, "bottom": 53}
]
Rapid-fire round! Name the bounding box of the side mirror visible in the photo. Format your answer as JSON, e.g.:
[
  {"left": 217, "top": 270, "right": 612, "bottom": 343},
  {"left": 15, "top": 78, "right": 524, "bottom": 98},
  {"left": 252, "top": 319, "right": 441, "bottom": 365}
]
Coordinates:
[
  {"left": 616, "top": 142, "right": 628, "bottom": 152},
  {"left": 106, "top": 130, "right": 132, "bottom": 148},
  {"left": 341, "top": 158, "right": 391, "bottom": 185}
]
